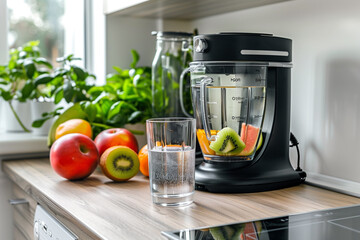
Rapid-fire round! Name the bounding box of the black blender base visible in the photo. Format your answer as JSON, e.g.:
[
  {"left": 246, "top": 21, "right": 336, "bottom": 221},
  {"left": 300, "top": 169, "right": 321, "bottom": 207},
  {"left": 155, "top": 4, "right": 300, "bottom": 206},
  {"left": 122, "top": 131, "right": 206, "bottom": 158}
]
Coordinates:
[
  {"left": 195, "top": 176, "right": 305, "bottom": 193},
  {"left": 194, "top": 162, "right": 306, "bottom": 193}
]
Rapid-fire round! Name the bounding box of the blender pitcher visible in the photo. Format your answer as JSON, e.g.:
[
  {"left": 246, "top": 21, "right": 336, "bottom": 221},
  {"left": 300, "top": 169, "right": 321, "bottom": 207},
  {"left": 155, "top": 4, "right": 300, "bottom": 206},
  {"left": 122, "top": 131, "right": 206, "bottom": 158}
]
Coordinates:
[{"left": 181, "top": 62, "right": 266, "bottom": 162}]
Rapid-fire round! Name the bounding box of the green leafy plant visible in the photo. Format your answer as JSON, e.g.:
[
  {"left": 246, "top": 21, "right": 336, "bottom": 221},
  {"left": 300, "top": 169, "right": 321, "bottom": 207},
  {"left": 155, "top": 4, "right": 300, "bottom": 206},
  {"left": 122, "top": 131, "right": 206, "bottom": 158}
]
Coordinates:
[
  {"left": 51, "top": 54, "right": 96, "bottom": 104},
  {"left": 0, "top": 41, "right": 53, "bottom": 132},
  {"left": 78, "top": 50, "right": 152, "bottom": 137},
  {"left": 31, "top": 48, "right": 192, "bottom": 139},
  {"left": 37, "top": 50, "right": 151, "bottom": 138},
  {"left": 32, "top": 54, "right": 96, "bottom": 128}
]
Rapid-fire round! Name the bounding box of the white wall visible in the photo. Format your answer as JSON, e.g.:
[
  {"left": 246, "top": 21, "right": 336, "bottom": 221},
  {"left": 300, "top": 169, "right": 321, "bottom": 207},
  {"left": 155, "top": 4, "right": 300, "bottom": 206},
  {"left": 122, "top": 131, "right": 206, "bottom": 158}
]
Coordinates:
[
  {"left": 192, "top": 0, "right": 360, "bottom": 183},
  {"left": 106, "top": 15, "right": 192, "bottom": 72}
]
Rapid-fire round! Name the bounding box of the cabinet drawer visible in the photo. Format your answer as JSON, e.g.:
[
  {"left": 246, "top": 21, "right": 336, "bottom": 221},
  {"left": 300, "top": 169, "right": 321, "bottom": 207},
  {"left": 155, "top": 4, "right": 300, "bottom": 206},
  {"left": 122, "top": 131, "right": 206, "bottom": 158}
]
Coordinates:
[{"left": 11, "top": 184, "right": 37, "bottom": 240}]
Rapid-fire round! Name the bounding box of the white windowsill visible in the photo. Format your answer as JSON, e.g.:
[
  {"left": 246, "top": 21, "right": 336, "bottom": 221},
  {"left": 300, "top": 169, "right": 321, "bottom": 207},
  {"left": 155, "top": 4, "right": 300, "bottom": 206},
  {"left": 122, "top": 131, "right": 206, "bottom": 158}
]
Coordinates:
[{"left": 0, "top": 131, "right": 49, "bottom": 157}]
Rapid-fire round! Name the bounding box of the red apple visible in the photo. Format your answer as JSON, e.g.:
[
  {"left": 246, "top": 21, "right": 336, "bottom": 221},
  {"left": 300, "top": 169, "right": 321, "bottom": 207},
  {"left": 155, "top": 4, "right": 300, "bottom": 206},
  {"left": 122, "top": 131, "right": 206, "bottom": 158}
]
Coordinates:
[
  {"left": 50, "top": 133, "right": 99, "bottom": 180},
  {"left": 94, "top": 128, "right": 138, "bottom": 156}
]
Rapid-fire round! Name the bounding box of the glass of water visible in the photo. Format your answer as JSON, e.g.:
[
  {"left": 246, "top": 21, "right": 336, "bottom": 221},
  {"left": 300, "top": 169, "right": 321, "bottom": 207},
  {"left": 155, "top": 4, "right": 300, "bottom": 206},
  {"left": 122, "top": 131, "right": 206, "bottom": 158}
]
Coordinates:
[{"left": 146, "top": 118, "right": 196, "bottom": 207}]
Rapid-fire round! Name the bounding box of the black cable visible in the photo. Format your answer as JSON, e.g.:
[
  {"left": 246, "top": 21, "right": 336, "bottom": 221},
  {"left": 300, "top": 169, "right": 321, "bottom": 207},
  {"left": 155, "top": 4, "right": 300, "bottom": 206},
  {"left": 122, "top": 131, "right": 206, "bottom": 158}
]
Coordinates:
[{"left": 290, "top": 132, "right": 302, "bottom": 171}]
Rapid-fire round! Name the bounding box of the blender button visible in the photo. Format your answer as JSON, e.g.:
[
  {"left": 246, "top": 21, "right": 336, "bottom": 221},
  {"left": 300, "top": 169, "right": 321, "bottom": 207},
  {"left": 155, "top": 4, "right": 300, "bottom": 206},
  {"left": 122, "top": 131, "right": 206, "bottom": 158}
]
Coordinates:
[{"left": 194, "top": 38, "right": 207, "bottom": 52}]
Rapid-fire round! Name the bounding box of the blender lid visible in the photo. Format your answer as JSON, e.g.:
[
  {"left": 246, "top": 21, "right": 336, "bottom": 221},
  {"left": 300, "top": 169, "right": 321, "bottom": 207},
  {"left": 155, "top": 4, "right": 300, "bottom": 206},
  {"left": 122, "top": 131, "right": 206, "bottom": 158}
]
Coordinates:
[{"left": 193, "top": 32, "right": 292, "bottom": 62}]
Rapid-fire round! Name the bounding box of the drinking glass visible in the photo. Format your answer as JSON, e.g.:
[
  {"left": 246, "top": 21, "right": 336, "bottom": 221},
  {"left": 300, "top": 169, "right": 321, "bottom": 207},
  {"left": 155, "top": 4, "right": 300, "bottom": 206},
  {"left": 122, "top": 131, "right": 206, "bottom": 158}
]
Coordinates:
[{"left": 146, "top": 118, "right": 196, "bottom": 207}]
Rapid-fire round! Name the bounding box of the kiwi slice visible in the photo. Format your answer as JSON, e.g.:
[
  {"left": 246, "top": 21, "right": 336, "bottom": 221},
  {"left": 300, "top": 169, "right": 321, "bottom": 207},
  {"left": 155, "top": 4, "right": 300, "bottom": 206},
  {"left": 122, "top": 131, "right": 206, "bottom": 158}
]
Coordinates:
[
  {"left": 209, "top": 127, "right": 245, "bottom": 155},
  {"left": 100, "top": 146, "right": 140, "bottom": 181}
]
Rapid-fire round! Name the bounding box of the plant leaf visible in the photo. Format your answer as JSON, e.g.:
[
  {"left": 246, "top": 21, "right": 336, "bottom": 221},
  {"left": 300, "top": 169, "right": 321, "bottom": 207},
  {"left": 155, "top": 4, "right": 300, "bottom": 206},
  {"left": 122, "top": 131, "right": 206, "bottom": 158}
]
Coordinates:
[
  {"left": 63, "top": 81, "right": 74, "bottom": 103},
  {"left": 24, "top": 59, "right": 36, "bottom": 79},
  {"left": 21, "top": 80, "right": 34, "bottom": 99},
  {"left": 1, "top": 91, "right": 12, "bottom": 101},
  {"left": 53, "top": 68, "right": 68, "bottom": 78},
  {"left": 54, "top": 88, "right": 64, "bottom": 104},
  {"left": 0, "top": 80, "right": 8, "bottom": 85},
  {"left": 128, "top": 111, "right": 142, "bottom": 123},
  {"left": 32, "top": 117, "right": 51, "bottom": 128},
  {"left": 56, "top": 56, "right": 66, "bottom": 63},
  {"left": 34, "top": 57, "right": 53, "bottom": 69},
  {"left": 34, "top": 74, "right": 53, "bottom": 86},
  {"left": 130, "top": 49, "right": 139, "bottom": 68},
  {"left": 19, "top": 51, "right": 27, "bottom": 59},
  {"left": 80, "top": 101, "right": 97, "bottom": 122},
  {"left": 100, "top": 99, "right": 113, "bottom": 118},
  {"left": 112, "top": 66, "right": 122, "bottom": 74},
  {"left": 107, "top": 101, "right": 124, "bottom": 120},
  {"left": 72, "top": 66, "right": 85, "bottom": 81},
  {"left": 27, "top": 40, "right": 40, "bottom": 47}
]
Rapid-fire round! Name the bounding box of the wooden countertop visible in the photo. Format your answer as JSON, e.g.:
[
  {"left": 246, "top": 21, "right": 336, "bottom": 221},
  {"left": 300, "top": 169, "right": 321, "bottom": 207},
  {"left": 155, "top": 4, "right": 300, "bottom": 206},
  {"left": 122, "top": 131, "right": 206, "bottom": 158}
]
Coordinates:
[{"left": 3, "top": 158, "right": 360, "bottom": 240}]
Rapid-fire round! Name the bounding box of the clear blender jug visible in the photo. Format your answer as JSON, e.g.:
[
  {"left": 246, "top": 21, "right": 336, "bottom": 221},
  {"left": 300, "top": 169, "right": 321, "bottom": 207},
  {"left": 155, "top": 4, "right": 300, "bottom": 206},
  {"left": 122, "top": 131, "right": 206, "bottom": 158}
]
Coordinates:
[{"left": 181, "top": 62, "right": 266, "bottom": 162}]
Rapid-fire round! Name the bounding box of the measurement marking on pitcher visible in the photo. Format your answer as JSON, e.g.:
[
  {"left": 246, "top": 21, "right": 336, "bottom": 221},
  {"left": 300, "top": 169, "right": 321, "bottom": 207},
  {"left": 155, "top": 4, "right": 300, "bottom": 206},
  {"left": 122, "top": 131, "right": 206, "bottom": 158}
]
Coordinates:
[
  {"left": 231, "top": 77, "right": 242, "bottom": 82},
  {"left": 255, "top": 78, "right": 266, "bottom": 82},
  {"left": 253, "top": 115, "right": 263, "bottom": 119},
  {"left": 232, "top": 116, "right": 246, "bottom": 122},
  {"left": 232, "top": 96, "right": 247, "bottom": 104},
  {"left": 254, "top": 96, "right": 265, "bottom": 100}
]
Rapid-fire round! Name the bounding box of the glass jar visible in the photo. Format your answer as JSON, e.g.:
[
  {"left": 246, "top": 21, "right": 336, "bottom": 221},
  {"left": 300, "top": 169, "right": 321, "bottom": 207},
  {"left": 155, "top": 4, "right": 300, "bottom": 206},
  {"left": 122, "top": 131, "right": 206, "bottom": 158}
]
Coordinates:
[{"left": 151, "top": 31, "right": 193, "bottom": 117}]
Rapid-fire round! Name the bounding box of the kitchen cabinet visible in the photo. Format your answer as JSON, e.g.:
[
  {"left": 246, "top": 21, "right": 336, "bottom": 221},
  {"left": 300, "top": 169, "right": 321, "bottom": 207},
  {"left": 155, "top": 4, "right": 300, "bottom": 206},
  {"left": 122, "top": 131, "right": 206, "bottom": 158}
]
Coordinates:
[
  {"left": 0, "top": 133, "right": 48, "bottom": 240},
  {"left": 10, "top": 185, "right": 37, "bottom": 240},
  {"left": 6, "top": 161, "right": 97, "bottom": 240},
  {"left": 3, "top": 158, "right": 360, "bottom": 239}
]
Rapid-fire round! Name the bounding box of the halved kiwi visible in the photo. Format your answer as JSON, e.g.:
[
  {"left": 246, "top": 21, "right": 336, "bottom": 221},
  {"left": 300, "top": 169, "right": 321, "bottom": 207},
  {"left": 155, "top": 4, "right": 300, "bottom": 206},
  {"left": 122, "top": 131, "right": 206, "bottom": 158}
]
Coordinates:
[
  {"left": 209, "top": 127, "right": 245, "bottom": 155},
  {"left": 100, "top": 146, "right": 140, "bottom": 181}
]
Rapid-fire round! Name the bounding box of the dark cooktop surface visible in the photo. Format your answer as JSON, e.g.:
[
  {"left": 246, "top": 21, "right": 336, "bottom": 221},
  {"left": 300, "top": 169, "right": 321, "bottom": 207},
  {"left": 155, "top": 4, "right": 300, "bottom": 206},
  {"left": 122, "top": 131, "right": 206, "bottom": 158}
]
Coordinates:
[{"left": 162, "top": 204, "right": 360, "bottom": 240}]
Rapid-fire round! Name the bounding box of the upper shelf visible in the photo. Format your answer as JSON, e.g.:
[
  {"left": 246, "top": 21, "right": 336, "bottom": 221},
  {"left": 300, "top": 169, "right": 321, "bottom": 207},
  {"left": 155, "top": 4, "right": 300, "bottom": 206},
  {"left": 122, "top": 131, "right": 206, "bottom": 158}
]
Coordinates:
[{"left": 103, "top": 0, "right": 290, "bottom": 20}]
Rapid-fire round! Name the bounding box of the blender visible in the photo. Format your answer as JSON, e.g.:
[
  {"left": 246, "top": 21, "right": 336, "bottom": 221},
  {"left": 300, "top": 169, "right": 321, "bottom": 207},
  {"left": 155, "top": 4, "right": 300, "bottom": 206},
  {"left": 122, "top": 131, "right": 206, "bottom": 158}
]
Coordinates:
[{"left": 180, "top": 33, "right": 306, "bottom": 193}]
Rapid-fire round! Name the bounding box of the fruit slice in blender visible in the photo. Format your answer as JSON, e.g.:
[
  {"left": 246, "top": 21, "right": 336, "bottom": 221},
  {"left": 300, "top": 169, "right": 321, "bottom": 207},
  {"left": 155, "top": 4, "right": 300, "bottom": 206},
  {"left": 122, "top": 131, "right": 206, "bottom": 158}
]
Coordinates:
[
  {"left": 239, "top": 123, "right": 263, "bottom": 156},
  {"left": 209, "top": 127, "right": 245, "bottom": 155},
  {"left": 196, "top": 129, "right": 218, "bottom": 155}
]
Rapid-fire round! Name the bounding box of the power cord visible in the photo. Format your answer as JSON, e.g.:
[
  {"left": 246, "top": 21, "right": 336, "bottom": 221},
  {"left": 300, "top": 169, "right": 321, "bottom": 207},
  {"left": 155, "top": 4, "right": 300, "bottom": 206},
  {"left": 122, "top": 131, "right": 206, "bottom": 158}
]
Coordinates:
[{"left": 290, "top": 132, "right": 302, "bottom": 171}]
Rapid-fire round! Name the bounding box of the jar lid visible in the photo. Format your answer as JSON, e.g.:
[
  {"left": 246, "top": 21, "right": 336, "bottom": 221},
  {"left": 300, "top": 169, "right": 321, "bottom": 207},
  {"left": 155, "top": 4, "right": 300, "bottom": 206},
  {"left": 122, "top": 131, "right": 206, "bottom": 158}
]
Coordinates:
[
  {"left": 193, "top": 32, "right": 292, "bottom": 63},
  {"left": 151, "top": 31, "right": 193, "bottom": 38}
]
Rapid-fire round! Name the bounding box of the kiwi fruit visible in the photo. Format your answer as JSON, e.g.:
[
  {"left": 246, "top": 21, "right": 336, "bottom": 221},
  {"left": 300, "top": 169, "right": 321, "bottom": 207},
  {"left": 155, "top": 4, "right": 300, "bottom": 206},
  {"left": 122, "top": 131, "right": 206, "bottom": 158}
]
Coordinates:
[
  {"left": 210, "top": 224, "right": 244, "bottom": 240},
  {"left": 100, "top": 146, "right": 140, "bottom": 181},
  {"left": 209, "top": 127, "right": 245, "bottom": 155}
]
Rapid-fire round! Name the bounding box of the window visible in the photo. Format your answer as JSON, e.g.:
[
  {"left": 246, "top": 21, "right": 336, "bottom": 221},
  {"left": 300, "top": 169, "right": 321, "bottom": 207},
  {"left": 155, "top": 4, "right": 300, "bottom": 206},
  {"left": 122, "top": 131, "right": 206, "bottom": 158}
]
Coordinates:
[
  {"left": 4, "top": 0, "right": 105, "bottom": 82},
  {"left": 8, "top": 0, "right": 65, "bottom": 67},
  {"left": 4, "top": 0, "right": 91, "bottom": 69}
]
